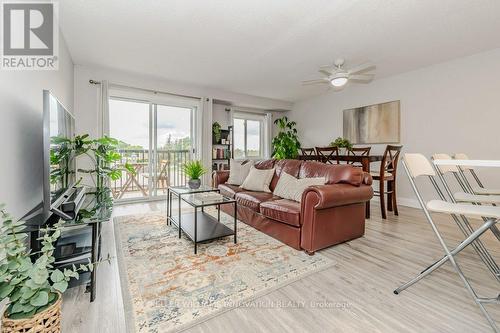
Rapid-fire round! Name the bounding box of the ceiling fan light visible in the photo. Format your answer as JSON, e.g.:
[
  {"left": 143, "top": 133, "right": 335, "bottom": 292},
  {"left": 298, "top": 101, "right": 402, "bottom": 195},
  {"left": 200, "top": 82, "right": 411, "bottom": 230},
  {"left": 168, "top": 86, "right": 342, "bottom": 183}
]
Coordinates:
[{"left": 330, "top": 76, "right": 348, "bottom": 87}]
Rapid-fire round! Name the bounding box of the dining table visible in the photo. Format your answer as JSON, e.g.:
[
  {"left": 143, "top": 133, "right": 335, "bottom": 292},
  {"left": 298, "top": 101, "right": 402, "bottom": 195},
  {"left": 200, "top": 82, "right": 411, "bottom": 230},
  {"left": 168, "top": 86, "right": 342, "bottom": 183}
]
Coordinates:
[{"left": 298, "top": 154, "right": 384, "bottom": 218}]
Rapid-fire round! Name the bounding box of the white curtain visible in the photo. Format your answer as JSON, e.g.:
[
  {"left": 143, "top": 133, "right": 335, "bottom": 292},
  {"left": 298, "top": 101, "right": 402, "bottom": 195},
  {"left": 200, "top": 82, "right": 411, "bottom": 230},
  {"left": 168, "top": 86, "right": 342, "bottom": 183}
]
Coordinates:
[
  {"left": 264, "top": 112, "right": 273, "bottom": 158},
  {"left": 98, "top": 80, "right": 109, "bottom": 137},
  {"left": 200, "top": 97, "right": 213, "bottom": 185}
]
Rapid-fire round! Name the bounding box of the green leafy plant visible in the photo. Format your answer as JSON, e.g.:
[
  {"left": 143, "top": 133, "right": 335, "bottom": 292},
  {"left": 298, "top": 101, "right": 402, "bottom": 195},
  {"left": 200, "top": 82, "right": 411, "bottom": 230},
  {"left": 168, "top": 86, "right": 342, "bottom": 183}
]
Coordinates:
[
  {"left": 212, "top": 122, "right": 222, "bottom": 144},
  {"left": 330, "top": 137, "right": 353, "bottom": 150},
  {"left": 182, "top": 160, "right": 207, "bottom": 180},
  {"left": 0, "top": 204, "right": 99, "bottom": 319},
  {"left": 50, "top": 134, "right": 134, "bottom": 204},
  {"left": 272, "top": 116, "right": 301, "bottom": 160}
]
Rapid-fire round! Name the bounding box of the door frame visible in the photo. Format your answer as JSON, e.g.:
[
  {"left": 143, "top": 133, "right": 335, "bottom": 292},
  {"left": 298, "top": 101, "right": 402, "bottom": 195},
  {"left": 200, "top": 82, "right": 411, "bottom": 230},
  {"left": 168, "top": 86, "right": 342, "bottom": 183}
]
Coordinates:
[{"left": 109, "top": 94, "right": 201, "bottom": 204}]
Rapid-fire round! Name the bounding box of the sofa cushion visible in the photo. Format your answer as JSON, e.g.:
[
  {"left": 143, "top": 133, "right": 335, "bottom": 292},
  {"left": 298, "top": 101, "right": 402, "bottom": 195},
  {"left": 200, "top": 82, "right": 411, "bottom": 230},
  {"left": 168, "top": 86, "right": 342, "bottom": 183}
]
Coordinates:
[
  {"left": 260, "top": 199, "right": 301, "bottom": 227},
  {"left": 273, "top": 172, "right": 325, "bottom": 202},
  {"left": 218, "top": 184, "right": 244, "bottom": 198},
  {"left": 269, "top": 159, "right": 303, "bottom": 191},
  {"left": 299, "top": 162, "right": 363, "bottom": 186},
  {"left": 235, "top": 191, "right": 280, "bottom": 212},
  {"left": 227, "top": 159, "right": 254, "bottom": 185},
  {"left": 240, "top": 166, "right": 275, "bottom": 192}
]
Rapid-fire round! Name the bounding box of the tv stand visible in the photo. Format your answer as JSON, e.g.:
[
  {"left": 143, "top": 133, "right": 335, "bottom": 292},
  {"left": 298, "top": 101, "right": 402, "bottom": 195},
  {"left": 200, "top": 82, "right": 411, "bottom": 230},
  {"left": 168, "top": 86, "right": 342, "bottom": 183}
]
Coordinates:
[{"left": 26, "top": 187, "right": 112, "bottom": 302}]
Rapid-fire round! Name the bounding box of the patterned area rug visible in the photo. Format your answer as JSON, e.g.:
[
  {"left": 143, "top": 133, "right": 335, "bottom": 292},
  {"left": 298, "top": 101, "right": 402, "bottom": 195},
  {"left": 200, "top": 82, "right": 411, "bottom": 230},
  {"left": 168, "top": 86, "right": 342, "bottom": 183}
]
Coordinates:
[{"left": 114, "top": 211, "right": 333, "bottom": 333}]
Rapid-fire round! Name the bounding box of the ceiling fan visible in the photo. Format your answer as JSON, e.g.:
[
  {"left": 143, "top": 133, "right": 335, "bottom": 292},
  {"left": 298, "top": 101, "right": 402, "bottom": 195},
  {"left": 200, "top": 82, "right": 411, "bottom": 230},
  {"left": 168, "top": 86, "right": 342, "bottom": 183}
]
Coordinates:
[{"left": 302, "top": 59, "right": 376, "bottom": 88}]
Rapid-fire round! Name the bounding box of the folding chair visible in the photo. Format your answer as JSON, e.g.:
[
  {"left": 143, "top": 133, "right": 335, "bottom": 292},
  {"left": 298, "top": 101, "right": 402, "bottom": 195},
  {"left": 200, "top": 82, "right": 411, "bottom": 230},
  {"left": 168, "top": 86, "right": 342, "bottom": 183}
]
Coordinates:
[
  {"left": 433, "top": 154, "right": 500, "bottom": 245},
  {"left": 394, "top": 153, "right": 499, "bottom": 332},
  {"left": 454, "top": 153, "right": 500, "bottom": 195}
]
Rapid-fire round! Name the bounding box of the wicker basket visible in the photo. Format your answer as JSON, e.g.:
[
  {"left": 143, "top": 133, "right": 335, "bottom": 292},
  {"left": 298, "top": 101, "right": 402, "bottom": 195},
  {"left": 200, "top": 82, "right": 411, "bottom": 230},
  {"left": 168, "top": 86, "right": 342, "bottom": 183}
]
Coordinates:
[{"left": 2, "top": 292, "right": 61, "bottom": 333}]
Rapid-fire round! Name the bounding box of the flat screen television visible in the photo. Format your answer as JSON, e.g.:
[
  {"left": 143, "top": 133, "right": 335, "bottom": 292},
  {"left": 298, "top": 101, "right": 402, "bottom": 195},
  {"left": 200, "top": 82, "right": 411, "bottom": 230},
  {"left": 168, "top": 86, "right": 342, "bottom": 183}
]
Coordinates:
[{"left": 42, "top": 90, "right": 76, "bottom": 220}]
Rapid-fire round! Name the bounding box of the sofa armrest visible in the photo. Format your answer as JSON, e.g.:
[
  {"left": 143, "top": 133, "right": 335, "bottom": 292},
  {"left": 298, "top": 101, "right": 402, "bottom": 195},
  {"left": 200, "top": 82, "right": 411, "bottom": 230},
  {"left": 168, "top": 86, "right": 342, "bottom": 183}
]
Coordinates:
[
  {"left": 362, "top": 172, "right": 373, "bottom": 186},
  {"left": 212, "top": 170, "right": 230, "bottom": 187},
  {"left": 302, "top": 183, "right": 373, "bottom": 210}
]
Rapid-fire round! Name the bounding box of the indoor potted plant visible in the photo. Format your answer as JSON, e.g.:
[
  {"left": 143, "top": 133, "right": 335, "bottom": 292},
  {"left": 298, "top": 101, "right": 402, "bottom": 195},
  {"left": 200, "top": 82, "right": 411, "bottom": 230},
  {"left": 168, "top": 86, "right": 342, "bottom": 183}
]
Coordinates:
[
  {"left": 182, "top": 160, "right": 207, "bottom": 189},
  {"left": 51, "top": 134, "right": 134, "bottom": 204},
  {"left": 330, "top": 137, "right": 353, "bottom": 154},
  {"left": 212, "top": 122, "right": 222, "bottom": 144},
  {"left": 0, "top": 204, "right": 94, "bottom": 332},
  {"left": 272, "top": 116, "right": 301, "bottom": 159}
]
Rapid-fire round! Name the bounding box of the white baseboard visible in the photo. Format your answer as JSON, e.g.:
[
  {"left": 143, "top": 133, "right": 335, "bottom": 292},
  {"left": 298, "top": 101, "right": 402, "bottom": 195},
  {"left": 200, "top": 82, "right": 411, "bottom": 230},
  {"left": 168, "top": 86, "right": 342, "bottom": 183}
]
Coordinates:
[{"left": 370, "top": 196, "right": 420, "bottom": 209}]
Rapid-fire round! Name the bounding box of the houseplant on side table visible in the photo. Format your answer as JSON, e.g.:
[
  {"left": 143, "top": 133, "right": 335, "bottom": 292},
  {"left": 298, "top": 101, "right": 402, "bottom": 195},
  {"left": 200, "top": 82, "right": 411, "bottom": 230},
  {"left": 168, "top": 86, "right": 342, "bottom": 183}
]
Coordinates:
[
  {"left": 183, "top": 160, "right": 207, "bottom": 189},
  {"left": 0, "top": 204, "right": 95, "bottom": 332}
]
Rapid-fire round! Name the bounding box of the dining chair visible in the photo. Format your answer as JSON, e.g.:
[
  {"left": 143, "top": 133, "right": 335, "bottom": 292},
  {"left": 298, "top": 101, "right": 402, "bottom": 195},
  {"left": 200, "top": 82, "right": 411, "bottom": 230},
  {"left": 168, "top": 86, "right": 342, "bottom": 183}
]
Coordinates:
[
  {"left": 371, "top": 145, "right": 402, "bottom": 219},
  {"left": 300, "top": 147, "right": 316, "bottom": 157},
  {"left": 347, "top": 147, "right": 371, "bottom": 166},
  {"left": 315, "top": 147, "right": 339, "bottom": 164},
  {"left": 394, "top": 153, "right": 499, "bottom": 332}
]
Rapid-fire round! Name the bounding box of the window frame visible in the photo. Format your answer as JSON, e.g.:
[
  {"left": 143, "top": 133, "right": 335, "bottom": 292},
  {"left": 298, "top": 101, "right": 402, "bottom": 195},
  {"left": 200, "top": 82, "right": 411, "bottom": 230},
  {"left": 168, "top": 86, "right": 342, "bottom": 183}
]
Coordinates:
[{"left": 232, "top": 112, "right": 265, "bottom": 160}]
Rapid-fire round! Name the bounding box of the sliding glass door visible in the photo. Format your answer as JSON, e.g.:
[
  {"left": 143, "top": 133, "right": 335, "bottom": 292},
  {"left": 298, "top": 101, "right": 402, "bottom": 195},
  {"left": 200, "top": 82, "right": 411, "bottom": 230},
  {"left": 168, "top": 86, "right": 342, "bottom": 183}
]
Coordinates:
[
  {"left": 153, "top": 104, "right": 194, "bottom": 196},
  {"left": 109, "top": 98, "right": 195, "bottom": 201}
]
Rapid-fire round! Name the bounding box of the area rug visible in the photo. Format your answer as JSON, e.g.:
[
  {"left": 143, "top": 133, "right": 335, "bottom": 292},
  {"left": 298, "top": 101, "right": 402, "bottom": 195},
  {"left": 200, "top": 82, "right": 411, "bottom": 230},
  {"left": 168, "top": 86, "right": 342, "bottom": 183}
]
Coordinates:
[{"left": 114, "top": 210, "right": 333, "bottom": 333}]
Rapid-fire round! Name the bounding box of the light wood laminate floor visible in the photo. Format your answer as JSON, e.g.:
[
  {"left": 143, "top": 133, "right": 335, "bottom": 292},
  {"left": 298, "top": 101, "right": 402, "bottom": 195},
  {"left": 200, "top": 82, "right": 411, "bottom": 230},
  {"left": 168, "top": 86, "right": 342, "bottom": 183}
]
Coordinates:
[{"left": 62, "top": 202, "right": 499, "bottom": 332}]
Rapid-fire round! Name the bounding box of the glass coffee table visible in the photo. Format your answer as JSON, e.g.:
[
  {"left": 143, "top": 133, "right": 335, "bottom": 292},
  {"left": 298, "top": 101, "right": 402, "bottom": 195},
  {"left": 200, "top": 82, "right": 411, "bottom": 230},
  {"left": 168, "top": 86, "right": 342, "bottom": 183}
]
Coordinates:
[{"left": 167, "top": 185, "right": 237, "bottom": 254}]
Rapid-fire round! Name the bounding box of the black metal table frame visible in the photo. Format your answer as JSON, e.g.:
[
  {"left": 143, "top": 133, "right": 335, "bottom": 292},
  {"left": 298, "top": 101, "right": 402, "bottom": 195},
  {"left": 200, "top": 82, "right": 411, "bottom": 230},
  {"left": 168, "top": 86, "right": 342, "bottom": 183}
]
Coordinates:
[
  {"left": 167, "top": 187, "right": 237, "bottom": 254},
  {"left": 28, "top": 218, "right": 102, "bottom": 302}
]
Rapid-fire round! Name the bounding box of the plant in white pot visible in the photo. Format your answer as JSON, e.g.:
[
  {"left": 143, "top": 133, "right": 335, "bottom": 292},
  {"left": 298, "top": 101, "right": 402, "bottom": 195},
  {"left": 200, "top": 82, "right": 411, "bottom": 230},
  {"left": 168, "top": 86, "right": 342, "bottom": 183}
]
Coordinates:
[
  {"left": 182, "top": 160, "right": 207, "bottom": 189},
  {"left": 0, "top": 204, "right": 94, "bottom": 332},
  {"left": 330, "top": 137, "right": 353, "bottom": 154}
]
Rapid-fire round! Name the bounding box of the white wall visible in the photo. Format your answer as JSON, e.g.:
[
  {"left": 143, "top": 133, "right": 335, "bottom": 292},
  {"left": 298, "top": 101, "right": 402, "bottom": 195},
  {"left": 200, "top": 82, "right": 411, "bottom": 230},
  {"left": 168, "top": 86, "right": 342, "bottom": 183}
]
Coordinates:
[
  {"left": 213, "top": 103, "right": 231, "bottom": 129},
  {"left": 0, "top": 34, "right": 74, "bottom": 218},
  {"left": 289, "top": 48, "right": 500, "bottom": 207}
]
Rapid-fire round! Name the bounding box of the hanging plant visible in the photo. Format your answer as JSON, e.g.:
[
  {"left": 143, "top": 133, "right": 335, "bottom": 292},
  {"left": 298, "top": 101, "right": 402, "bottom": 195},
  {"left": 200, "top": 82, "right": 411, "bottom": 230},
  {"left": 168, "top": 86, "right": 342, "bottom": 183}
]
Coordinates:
[{"left": 272, "top": 116, "right": 301, "bottom": 160}]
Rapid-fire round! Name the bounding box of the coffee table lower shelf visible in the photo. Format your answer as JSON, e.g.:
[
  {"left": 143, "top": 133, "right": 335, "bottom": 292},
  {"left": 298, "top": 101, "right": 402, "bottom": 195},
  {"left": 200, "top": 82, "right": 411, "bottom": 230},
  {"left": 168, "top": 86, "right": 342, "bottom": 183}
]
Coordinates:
[{"left": 170, "top": 211, "right": 236, "bottom": 253}]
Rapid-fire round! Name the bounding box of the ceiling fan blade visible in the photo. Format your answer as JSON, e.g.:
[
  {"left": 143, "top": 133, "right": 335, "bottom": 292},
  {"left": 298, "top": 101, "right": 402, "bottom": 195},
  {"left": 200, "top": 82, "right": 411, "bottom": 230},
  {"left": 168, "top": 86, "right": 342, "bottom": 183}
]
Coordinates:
[
  {"left": 349, "top": 74, "right": 374, "bottom": 81},
  {"left": 302, "top": 79, "right": 329, "bottom": 85},
  {"left": 318, "top": 68, "right": 332, "bottom": 76},
  {"left": 348, "top": 63, "right": 376, "bottom": 75},
  {"left": 319, "top": 64, "right": 335, "bottom": 72}
]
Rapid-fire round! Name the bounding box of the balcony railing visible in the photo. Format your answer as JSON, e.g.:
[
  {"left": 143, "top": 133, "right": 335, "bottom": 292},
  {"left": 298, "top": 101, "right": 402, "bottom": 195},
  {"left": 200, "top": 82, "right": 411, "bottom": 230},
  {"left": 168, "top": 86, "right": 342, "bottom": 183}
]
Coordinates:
[{"left": 112, "top": 149, "right": 191, "bottom": 199}]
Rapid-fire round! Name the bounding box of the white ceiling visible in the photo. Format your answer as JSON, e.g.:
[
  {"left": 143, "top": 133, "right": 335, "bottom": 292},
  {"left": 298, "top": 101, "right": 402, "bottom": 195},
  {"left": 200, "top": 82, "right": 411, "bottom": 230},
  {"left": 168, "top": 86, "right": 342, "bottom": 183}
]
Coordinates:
[{"left": 60, "top": 0, "right": 500, "bottom": 102}]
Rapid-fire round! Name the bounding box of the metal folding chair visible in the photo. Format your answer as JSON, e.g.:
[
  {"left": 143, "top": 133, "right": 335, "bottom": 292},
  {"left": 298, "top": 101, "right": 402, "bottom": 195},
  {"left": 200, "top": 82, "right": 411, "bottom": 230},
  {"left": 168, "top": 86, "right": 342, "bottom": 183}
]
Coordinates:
[
  {"left": 430, "top": 154, "right": 500, "bottom": 280},
  {"left": 394, "top": 153, "right": 499, "bottom": 332},
  {"left": 454, "top": 153, "right": 500, "bottom": 195},
  {"left": 432, "top": 153, "right": 500, "bottom": 246}
]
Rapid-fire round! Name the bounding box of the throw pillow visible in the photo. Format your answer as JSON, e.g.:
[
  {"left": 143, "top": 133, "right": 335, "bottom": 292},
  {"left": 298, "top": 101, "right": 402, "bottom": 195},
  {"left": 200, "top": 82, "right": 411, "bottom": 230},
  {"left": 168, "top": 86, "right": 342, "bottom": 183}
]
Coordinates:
[
  {"left": 240, "top": 166, "right": 275, "bottom": 192},
  {"left": 227, "top": 159, "right": 254, "bottom": 186},
  {"left": 273, "top": 172, "right": 325, "bottom": 202}
]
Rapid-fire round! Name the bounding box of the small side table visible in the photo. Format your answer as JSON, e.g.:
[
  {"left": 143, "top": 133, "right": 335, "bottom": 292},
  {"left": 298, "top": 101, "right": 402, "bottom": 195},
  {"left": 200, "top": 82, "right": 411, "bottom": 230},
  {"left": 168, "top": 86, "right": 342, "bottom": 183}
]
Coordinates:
[{"left": 167, "top": 186, "right": 237, "bottom": 254}]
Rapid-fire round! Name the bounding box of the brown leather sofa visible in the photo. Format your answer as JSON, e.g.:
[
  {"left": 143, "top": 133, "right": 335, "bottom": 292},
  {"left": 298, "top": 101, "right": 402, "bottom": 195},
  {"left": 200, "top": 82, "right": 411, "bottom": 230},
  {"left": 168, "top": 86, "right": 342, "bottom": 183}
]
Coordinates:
[{"left": 212, "top": 159, "right": 373, "bottom": 254}]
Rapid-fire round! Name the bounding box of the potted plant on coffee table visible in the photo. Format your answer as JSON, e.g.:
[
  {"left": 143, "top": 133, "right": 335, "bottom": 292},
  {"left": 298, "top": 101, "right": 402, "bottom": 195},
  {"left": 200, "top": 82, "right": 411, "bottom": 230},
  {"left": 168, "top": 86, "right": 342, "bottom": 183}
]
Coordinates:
[
  {"left": 0, "top": 204, "right": 95, "bottom": 332},
  {"left": 182, "top": 160, "right": 207, "bottom": 189}
]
